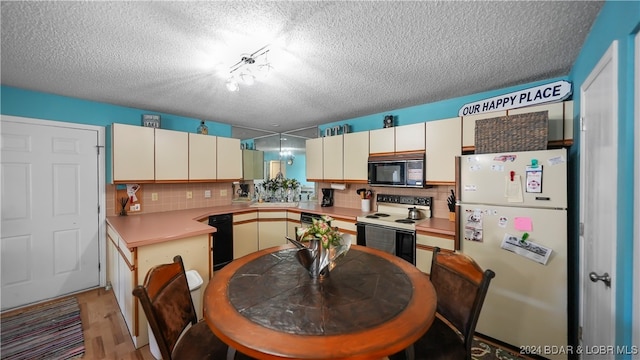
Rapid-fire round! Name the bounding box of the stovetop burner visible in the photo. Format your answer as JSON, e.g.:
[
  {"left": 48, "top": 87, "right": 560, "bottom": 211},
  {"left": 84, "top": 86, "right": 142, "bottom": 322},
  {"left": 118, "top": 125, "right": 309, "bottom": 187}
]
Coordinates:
[
  {"left": 356, "top": 194, "right": 433, "bottom": 231},
  {"left": 395, "top": 219, "right": 415, "bottom": 224}
]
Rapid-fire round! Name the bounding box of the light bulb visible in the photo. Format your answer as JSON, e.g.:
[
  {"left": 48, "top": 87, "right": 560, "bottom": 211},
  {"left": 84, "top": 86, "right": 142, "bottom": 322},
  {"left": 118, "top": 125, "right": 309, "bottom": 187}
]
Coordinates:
[{"left": 226, "top": 78, "right": 239, "bottom": 92}]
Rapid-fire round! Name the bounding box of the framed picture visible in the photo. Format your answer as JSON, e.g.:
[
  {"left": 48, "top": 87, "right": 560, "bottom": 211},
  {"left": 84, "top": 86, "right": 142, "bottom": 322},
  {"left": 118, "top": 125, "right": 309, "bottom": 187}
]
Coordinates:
[{"left": 142, "top": 114, "right": 161, "bottom": 128}]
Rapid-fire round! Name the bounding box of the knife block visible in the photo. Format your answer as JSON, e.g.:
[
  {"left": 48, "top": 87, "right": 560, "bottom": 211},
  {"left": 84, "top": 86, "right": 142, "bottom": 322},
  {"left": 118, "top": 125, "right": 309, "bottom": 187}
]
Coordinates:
[{"left": 448, "top": 212, "right": 455, "bottom": 222}]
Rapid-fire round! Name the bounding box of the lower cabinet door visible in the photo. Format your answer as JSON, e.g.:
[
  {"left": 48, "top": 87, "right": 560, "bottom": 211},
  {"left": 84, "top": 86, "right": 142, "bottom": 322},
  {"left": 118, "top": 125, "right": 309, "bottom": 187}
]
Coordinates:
[{"left": 233, "top": 222, "right": 258, "bottom": 259}]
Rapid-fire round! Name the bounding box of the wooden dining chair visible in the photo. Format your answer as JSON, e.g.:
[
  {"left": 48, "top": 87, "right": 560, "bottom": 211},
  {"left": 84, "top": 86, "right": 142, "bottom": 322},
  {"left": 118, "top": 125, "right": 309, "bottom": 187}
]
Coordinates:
[
  {"left": 133, "top": 255, "right": 253, "bottom": 360},
  {"left": 391, "top": 247, "right": 495, "bottom": 360}
]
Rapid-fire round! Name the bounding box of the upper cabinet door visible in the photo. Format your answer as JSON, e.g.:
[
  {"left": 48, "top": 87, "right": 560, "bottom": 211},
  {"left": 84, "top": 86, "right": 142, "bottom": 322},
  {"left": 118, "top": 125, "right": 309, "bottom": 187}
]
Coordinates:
[
  {"left": 216, "top": 137, "right": 242, "bottom": 180},
  {"left": 305, "top": 138, "right": 323, "bottom": 181},
  {"left": 343, "top": 131, "right": 369, "bottom": 181},
  {"left": 112, "top": 123, "right": 155, "bottom": 182},
  {"left": 425, "top": 117, "right": 461, "bottom": 184},
  {"left": 323, "top": 135, "right": 344, "bottom": 181},
  {"left": 395, "top": 122, "right": 425, "bottom": 152},
  {"left": 369, "top": 127, "right": 395, "bottom": 154},
  {"left": 242, "top": 149, "right": 264, "bottom": 180},
  {"left": 189, "top": 133, "right": 217, "bottom": 180},
  {"left": 155, "top": 128, "right": 189, "bottom": 181}
]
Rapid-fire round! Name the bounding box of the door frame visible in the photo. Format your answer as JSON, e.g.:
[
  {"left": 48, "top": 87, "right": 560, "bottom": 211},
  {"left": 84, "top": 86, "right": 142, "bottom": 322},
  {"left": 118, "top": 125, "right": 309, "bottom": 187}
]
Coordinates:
[
  {"left": 578, "top": 40, "right": 618, "bottom": 351},
  {"left": 1, "top": 115, "right": 107, "bottom": 288},
  {"left": 634, "top": 30, "right": 640, "bottom": 350}
]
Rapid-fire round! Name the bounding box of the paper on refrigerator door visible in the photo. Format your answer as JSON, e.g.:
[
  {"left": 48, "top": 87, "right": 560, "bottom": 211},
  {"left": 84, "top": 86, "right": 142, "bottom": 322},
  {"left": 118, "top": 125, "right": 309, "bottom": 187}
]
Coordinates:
[
  {"left": 500, "top": 233, "right": 552, "bottom": 265},
  {"left": 504, "top": 175, "right": 523, "bottom": 202},
  {"left": 463, "top": 209, "right": 483, "bottom": 242}
]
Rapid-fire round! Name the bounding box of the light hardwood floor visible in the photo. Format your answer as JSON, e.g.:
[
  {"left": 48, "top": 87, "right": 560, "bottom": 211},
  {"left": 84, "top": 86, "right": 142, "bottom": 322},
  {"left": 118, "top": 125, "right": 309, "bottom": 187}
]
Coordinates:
[{"left": 76, "top": 287, "right": 155, "bottom": 359}]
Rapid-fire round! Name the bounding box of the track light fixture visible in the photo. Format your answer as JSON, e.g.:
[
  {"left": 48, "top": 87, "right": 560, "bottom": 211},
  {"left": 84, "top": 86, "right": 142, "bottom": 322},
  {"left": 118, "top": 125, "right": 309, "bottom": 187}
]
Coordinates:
[{"left": 226, "top": 45, "right": 272, "bottom": 92}]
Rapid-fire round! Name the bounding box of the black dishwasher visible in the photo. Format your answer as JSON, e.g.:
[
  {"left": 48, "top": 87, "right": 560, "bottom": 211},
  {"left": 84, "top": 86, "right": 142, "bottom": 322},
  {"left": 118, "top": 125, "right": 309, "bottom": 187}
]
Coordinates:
[{"left": 209, "top": 214, "right": 233, "bottom": 271}]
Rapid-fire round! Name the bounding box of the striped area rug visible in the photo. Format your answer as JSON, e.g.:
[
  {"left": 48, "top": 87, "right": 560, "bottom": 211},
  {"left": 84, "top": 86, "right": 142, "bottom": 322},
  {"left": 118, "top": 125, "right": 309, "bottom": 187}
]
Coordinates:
[{"left": 1, "top": 297, "right": 85, "bottom": 360}]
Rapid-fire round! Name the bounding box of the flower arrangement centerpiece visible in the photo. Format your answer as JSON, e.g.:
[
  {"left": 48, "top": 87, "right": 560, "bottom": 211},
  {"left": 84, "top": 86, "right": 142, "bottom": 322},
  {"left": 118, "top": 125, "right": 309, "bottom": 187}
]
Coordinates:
[
  {"left": 295, "top": 215, "right": 351, "bottom": 280},
  {"left": 296, "top": 215, "right": 342, "bottom": 249}
]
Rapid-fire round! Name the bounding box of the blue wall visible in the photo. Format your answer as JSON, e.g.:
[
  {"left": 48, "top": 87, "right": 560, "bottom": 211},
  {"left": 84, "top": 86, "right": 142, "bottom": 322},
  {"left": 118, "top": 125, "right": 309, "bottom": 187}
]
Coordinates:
[
  {"left": 568, "top": 1, "right": 639, "bottom": 355},
  {"left": 0, "top": 86, "right": 232, "bottom": 182},
  {"left": 318, "top": 77, "right": 569, "bottom": 132}
]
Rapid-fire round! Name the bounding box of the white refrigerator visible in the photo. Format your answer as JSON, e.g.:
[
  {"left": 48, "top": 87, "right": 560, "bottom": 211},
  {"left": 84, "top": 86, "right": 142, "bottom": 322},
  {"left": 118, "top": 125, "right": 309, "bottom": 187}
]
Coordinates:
[{"left": 457, "top": 148, "right": 568, "bottom": 358}]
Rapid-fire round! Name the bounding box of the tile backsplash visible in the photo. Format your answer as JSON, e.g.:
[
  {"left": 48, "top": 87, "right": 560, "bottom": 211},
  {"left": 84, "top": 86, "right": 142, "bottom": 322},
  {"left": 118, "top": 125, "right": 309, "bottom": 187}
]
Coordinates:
[
  {"left": 107, "top": 181, "right": 455, "bottom": 220},
  {"left": 106, "top": 182, "right": 234, "bottom": 216},
  {"left": 315, "top": 182, "right": 455, "bottom": 219}
]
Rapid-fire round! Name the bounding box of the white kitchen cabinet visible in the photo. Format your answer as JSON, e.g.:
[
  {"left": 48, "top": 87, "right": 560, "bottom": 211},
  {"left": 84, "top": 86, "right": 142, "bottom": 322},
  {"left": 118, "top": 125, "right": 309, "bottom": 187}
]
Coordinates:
[
  {"left": 323, "top": 135, "right": 344, "bottom": 181},
  {"left": 216, "top": 137, "right": 242, "bottom": 180},
  {"left": 395, "top": 122, "right": 425, "bottom": 152},
  {"left": 462, "top": 100, "right": 574, "bottom": 151},
  {"left": 155, "top": 128, "right": 188, "bottom": 181},
  {"left": 461, "top": 110, "right": 507, "bottom": 150},
  {"left": 189, "top": 133, "right": 217, "bottom": 180},
  {"left": 369, "top": 127, "right": 395, "bottom": 154},
  {"left": 563, "top": 100, "right": 574, "bottom": 141},
  {"left": 233, "top": 211, "right": 258, "bottom": 258},
  {"left": 287, "top": 212, "right": 301, "bottom": 240},
  {"left": 112, "top": 123, "right": 155, "bottom": 182},
  {"left": 425, "top": 117, "right": 461, "bottom": 184},
  {"left": 106, "top": 224, "right": 135, "bottom": 338},
  {"left": 242, "top": 149, "right": 265, "bottom": 180},
  {"left": 330, "top": 217, "right": 357, "bottom": 235},
  {"left": 305, "top": 137, "right": 323, "bottom": 181},
  {"left": 415, "top": 231, "right": 455, "bottom": 273},
  {"left": 343, "top": 131, "right": 369, "bottom": 181},
  {"left": 257, "top": 210, "right": 288, "bottom": 250}
]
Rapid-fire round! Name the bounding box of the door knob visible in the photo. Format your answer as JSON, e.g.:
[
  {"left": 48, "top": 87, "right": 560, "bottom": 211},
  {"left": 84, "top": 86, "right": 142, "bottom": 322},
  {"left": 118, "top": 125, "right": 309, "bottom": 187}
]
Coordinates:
[{"left": 589, "top": 272, "right": 611, "bottom": 287}]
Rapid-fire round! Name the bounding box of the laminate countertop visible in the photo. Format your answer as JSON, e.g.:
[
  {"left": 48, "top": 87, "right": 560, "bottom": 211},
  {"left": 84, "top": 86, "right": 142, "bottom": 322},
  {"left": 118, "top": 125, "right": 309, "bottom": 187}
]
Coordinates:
[{"left": 106, "top": 202, "right": 455, "bottom": 250}]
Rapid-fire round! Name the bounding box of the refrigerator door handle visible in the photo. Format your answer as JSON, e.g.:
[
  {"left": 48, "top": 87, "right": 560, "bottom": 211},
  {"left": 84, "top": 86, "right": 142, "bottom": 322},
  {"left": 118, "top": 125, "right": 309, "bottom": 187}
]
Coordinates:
[{"left": 589, "top": 271, "right": 611, "bottom": 287}]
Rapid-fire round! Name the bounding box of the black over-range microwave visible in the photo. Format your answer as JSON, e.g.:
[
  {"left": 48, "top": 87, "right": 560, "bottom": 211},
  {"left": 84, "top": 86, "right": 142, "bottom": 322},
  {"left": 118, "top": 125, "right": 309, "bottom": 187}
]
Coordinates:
[{"left": 367, "top": 153, "right": 425, "bottom": 187}]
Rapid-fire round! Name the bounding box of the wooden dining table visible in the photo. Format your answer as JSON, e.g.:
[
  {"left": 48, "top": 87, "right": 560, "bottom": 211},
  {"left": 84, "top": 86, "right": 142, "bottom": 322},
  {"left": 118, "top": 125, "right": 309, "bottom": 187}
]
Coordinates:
[{"left": 203, "top": 244, "right": 437, "bottom": 360}]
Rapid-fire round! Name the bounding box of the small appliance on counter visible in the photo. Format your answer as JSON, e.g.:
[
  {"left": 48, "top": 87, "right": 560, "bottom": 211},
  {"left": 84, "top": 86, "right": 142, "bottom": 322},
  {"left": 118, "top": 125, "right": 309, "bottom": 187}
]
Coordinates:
[
  {"left": 321, "top": 188, "right": 334, "bottom": 207},
  {"left": 238, "top": 184, "right": 250, "bottom": 198}
]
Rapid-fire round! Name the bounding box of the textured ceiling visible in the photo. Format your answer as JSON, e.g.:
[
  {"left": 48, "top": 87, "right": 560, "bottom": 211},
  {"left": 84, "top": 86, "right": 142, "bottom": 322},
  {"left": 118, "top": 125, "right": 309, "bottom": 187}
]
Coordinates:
[{"left": 1, "top": 1, "right": 603, "bottom": 139}]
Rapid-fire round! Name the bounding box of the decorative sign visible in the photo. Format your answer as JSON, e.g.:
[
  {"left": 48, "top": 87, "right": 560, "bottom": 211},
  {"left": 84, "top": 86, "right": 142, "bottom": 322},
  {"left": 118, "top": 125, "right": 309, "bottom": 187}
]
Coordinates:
[
  {"left": 142, "top": 114, "right": 161, "bottom": 128},
  {"left": 322, "top": 124, "right": 351, "bottom": 137},
  {"left": 458, "top": 80, "right": 572, "bottom": 117}
]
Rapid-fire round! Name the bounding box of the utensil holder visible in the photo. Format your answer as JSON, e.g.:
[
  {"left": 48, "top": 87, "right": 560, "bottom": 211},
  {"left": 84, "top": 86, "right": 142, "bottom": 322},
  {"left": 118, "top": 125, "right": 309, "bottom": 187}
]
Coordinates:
[{"left": 361, "top": 199, "right": 371, "bottom": 212}]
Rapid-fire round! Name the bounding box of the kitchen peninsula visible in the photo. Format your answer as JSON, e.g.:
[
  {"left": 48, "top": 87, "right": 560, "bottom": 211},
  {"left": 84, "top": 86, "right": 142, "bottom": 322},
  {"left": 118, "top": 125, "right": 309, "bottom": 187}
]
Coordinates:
[{"left": 105, "top": 201, "right": 454, "bottom": 349}]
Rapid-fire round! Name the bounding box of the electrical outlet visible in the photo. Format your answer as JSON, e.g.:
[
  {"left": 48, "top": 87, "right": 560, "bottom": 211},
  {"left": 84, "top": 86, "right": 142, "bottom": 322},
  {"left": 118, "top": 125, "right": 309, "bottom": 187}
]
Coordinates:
[
  {"left": 204, "top": 190, "right": 211, "bottom": 198},
  {"left": 186, "top": 191, "right": 193, "bottom": 199},
  {"left": 151, "top": 193, "right": 158, "bottom": 201},
  {"left": 220, "top": 189, "right": 227, "bottom": 197}
]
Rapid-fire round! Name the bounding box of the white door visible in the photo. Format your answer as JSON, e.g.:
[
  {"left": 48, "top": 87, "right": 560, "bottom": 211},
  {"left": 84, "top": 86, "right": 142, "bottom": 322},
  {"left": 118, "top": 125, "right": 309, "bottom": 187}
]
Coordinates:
[
  {"left": 634, "top": 30, "right": 640, "bottom": 355},
  {"left": 1, "top": 119, "right": 101, "bottom": 310},
  {"left": 579, "top": 41, "right": 618, "bottom": 355},
  {"left": 269, "top": 160, "right": 285, "bottom": 179}
]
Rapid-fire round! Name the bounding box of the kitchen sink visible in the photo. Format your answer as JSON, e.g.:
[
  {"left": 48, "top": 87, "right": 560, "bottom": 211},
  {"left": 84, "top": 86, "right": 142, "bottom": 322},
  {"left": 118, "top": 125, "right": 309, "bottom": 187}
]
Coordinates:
[{"left": 249, "top": 202, "right": 299, "bottom": 208}]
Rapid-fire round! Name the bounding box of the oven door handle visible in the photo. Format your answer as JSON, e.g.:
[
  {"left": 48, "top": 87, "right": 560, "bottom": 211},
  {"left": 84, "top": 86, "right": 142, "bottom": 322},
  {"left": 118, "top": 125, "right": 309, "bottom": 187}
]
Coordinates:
[{"left": 355, "top": 222, "right": 415, "bottom": 234}]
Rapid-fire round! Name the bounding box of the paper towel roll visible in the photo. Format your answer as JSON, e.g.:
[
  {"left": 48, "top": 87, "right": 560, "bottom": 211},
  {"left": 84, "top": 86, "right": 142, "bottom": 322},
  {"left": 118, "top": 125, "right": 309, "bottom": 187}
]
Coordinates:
[{"left": 330, "top": 183, "right": 346, "bottom": 190}]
